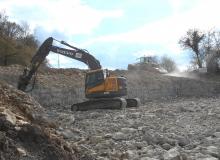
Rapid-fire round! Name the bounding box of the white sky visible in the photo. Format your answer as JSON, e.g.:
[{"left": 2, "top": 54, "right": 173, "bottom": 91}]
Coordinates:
[{"left": 1, "top": 0, "right": 220, "bottom": 71}]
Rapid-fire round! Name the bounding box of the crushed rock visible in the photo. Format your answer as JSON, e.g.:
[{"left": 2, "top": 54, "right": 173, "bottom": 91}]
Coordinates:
[
  {"left": 1, "top": 65, "right": 220, "bottom": 160},
  {"left": 0, "top": 81, "right": 92, "bottom": 160}
]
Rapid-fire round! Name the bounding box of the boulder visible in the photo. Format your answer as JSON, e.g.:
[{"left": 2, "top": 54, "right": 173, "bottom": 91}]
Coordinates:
[
  {"left": 121, "top": 127, "right": 137, "bottom": 134},
  {"left": 16, "top": 147, "right": 27, "bottom": 157},
  {"left": 112, "top": 132, "right": 127, "bottom": 141},
  {"left": 206, "top": 146, "right": 219, "bottom": 158},
  {"left": 213, "top": 132, "right": 220, "bottom": 138},
  {"left": 0, "top": 108, "right": 17, "bottom": 125},
  {"left": 163, "top": 147, "right": 181, "bottom": 160}
]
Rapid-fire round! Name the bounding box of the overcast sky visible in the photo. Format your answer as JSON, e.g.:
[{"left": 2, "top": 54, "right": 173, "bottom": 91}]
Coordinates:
[{"left": 1, "top": 0, "right": 220, "bottom": 70}]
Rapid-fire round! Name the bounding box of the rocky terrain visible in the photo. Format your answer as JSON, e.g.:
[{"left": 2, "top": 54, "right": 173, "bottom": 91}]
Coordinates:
[
  {"left": 0, "top": 65, "right": 220, "bottom": 160},
  {"left": 0, "top": 80, "right": 95, "bottom": 160},
  {"left": 54, "top": 97, "right": 220, "bottom": 160}
]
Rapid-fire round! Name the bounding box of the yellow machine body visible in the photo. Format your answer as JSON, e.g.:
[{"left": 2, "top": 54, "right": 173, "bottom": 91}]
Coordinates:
[{"left": 85, "top": 69, "right": 127, "bottom": 99}]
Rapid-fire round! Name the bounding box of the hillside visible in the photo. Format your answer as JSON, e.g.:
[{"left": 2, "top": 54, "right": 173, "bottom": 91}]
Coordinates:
[{"left": 0, "top": 65, "right": 220, "bottom": 160}]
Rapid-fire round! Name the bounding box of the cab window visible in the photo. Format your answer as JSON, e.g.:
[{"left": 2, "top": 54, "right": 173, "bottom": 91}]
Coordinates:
[{"left": 86, "top": 71, "right": 104, "bottom": 87}]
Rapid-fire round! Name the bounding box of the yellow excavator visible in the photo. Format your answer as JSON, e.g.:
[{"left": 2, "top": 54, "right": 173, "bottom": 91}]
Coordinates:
[{"left": 17, "top": 37, "right": 140, "bottom": 111}]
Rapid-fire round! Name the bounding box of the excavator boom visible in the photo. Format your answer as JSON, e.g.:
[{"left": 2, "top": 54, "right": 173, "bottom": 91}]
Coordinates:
[{"left": 18, "top": 37, "right": 101, "bottom": 91}]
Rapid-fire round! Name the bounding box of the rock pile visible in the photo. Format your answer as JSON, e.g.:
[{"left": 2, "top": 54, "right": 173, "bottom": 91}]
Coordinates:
[{"left": 0, "top": 81, "right": 91, "bottom": 160}]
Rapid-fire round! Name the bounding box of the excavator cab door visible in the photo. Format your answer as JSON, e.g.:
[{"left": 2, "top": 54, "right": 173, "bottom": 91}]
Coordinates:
[{"left": 85, "top": 70, "right": 105, "bottom": 90}]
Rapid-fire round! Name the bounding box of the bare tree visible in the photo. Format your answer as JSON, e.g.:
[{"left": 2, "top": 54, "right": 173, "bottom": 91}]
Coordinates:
[
  {"left": 204, "top": 30, "right": 220, "bottom": 73},
  {"left": 160, "top": 55, "right": 177, "bottom": 73},
  {"left": 20, "top": 21, "right": 30, "bottom": 37},
  {"left": 16, "top": 21, "right": 39, "bottom": 48},
  {"left": 0, "top": 11, "right": 8, "bottom": 37},
  {"left": 202, "top": 30, "right": 214, "bottom": 54},
  {"left": 179, "top": 29, "right": 205, "bottom": 68},
  {"left": 4, "top": 21, "right": 23, "bottom": 39},
  {"left": 202, "top": 30, "right": 220, "bottom": 54}
]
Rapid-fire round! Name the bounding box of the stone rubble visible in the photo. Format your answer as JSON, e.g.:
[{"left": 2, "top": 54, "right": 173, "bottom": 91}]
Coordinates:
[
  {"left": 0, "top": 65, "right": 220, "bottom": 160},
  {"left": 0, "top": 81, "right": 92, "bottom": 160},
  {"left": 46, "top": 97, "right": 220, "bottom": 160}
]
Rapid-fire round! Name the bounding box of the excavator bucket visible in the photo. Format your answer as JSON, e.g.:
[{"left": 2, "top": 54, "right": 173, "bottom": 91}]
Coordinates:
[{"left": 17, "top": 37, "right": 54, "bottom": 91}]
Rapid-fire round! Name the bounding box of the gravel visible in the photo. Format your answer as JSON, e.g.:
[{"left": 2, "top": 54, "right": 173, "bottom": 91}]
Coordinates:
[
  {"left": 1, "top": 65, "right": 220, "bottom": 160},
  {"left": 49, "top": 97, "right": 220, "bottom": 160}
]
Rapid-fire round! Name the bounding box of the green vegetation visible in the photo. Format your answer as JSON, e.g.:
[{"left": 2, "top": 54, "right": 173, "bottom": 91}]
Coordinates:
[{"left": 0, "top": 11, "right": 39, "bottom": 66}]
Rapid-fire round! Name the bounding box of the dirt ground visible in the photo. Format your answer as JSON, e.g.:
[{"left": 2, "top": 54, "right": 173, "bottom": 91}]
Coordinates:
[
  {"left": 53, "top": 97, "right": 220, "bottom": 160},
  {"left": 0, "top": 65, "right": 220, "bottom": 160}
]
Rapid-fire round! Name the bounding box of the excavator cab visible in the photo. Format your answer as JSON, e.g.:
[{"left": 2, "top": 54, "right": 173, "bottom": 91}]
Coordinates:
[
  {"left": 85, "top": 69, "right": 127, "bottom": 99},
  {"left": 85, "top": 69, "right": 105, "bottom": 93}
]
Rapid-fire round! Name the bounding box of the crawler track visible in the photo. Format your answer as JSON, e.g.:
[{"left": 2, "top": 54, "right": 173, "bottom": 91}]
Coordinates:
[
  {"left": 71, "top": 97, "right": 140, "bottom": 111},
  {"left": 71, "top": 97, "right": 127, "bottom": 111},
  {"left": 126, "top": 98, "right": 141, "bottom": 108}
]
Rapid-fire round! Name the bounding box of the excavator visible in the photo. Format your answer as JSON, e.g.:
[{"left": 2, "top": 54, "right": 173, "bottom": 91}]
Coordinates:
[{"left": 17, "top": 37, "right": 140, "bottom": 111}]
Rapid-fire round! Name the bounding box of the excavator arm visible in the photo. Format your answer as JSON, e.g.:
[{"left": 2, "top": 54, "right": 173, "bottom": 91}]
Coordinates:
[{"left": 17, "top": 37, "right": 101, "bottom": 91}]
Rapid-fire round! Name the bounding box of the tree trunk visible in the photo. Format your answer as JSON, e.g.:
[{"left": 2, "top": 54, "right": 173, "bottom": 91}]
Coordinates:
[
  {"left": 196, "top": 52, "right": 202, "bottom": 68},
  {"left": 3, "top": 55, "right": 8, "bottom": 66}
]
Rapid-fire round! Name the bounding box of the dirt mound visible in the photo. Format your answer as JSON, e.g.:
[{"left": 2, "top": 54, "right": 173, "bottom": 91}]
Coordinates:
[
  {"left": 0, "top": 81, "right": 87, "bottom": 160},
  {"left": 128, "top": 63, "right": 165, "bottom": 73},
  {"left": 113, "top": 69, "right": 220, "bottom": 103}
]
